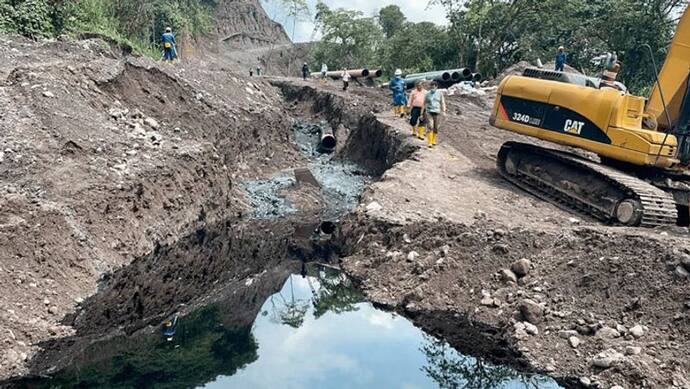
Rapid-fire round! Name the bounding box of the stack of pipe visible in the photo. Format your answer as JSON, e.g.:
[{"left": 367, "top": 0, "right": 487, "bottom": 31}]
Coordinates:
[
  {"left": 403, "top": 68, "right": 479, "bottom": 88},
  {"left": 310, "top": 68, "right": 383, "bottom": 80}
]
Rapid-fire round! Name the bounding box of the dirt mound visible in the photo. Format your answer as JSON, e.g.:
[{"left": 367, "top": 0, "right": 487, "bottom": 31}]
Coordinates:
[
  {"left": 214, "top": 0, "right": 290, "bottom": 49},
  {"left": 341, "top": 214, "right": 690, "bottom": 389}
]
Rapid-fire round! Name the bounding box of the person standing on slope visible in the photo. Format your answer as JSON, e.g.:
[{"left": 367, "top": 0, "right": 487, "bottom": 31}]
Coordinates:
[
  {"left": 162, "top": 27, "right": 177, "bottom": 64},
  {"left": 302, "top": 63, "right": 310, "bottom": 80},
  {"left": 424, "top": 81, "right": 446, "bottom": 148},
  {"left": 555, "top": 46, "right": 567, "bottom": 72},
  {"left": 320, "top": 63, "right": 328, "bottom": 84},
  {"left": 389, "top": 69, "right": 406, "bottom": 117},
  {"left": 341, "top": 68, "right": 351, "bottom": 91}
]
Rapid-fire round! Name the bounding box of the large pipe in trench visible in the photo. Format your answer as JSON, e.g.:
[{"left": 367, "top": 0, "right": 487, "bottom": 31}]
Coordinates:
[
  {"left": 318, "top": 221, "right": 337, "bottom": 235},
  {"left": 317, "top": 126, "right": 337, "bottom": 153}
]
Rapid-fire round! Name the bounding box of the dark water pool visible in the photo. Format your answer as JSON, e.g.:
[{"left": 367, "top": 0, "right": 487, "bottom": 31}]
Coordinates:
[{"left": 15, "top": 266, "right": 561, "bottom": 389}]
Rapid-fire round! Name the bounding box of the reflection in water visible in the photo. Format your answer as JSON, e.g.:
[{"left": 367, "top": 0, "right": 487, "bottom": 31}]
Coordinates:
[
  {"left": 19, "top": 307, "right": 258, "bottom": 389},
  {"left": 421, "top": 335, "right": 557, "bottom": 389},
  {"left": 15, "top": 265, "right": 562, "bottom": 389}
]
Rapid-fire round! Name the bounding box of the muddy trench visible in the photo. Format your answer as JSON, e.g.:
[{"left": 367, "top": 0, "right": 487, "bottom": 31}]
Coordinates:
[{"left": 3, "top": 82, "right": 567, "bottom": 388}]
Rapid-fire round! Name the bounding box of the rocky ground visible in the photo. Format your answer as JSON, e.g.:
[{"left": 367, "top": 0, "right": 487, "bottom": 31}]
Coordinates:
[{"left": 2, "top": 32, "right": 690, "bottom": 389}]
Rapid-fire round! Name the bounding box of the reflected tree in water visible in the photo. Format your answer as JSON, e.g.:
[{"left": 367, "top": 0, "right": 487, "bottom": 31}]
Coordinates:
[
  {"left": 267, "top": 276, "right": 310, "bottom": 328},
  {"left": 421, "top": 334, "right": 553, "bottom": 389},
  {"left": 266, "top": 265, "right": 365, "bottom": 328},
  {"left": 23, "top": 306, "right": 259, "bottom": 389},
  {"left": 306, "top": 265, "right": 364, "bottom": 319}
]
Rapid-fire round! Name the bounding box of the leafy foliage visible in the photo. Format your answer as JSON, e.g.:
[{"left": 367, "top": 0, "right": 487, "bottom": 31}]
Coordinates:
[
  {"left": 311, "top": 2, "right": 384, "bottom": 69},
  {"left": 0, "top": 0, "right": 217, "bottom": 57},
  {"left": 378, "top": 5, "right": 406, "bottom": 39},
  {"left": 434, "top": 0, "right": 687, "bottom": 93}
]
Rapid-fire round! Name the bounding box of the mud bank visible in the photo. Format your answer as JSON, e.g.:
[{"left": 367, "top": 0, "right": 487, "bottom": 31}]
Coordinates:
[{"left": 339, "top": 213, "right": 690, "bottom": 389}]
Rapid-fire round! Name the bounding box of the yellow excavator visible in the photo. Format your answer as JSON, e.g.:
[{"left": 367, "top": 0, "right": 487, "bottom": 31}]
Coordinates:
[{"left": 489, "top": 8, "right": 690, "bottom": 227}]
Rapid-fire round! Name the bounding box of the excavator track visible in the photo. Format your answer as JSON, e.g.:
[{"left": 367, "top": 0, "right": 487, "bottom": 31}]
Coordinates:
[{"left": 497, "top": 142, "right": 678, "bottom": 227}]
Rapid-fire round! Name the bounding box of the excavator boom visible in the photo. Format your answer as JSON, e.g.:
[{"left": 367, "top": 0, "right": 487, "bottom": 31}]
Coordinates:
[{"left": 646, "top": 8, "right": 690, "bottom": 130}]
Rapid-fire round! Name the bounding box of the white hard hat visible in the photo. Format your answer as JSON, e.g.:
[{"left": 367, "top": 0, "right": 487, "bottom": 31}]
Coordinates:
[
  {"left": 394, "top": 69, "right": 402, "bottom": 76},
  {"left": 558, "top": 46, "right": 564, "bottom": 50}
]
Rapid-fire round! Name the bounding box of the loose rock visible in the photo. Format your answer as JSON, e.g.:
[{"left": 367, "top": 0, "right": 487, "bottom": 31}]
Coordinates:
[
  {"left": 675, "top": 265, "right": 690, "bottom": 278},
  {"left": 591, "top": 349, "right": 624, "bottom": 369},
  {"left": 625, "top": 346, "right": 642, "bottom": 355},
  {"left": 569, "top": 336, "right": 581, "bottom": 348},
  {"left": 629, "top": 325, "right": 645, "bottom": 338},
  {"left": 596, "top": 326, "right": 621, "bottom": 339},
  {"left": 518, "top": 299, "right": 543, "bottom": 324},
  {"left": 407, "top": 251, "right": 419, "bottom": 262},
  {"left": 499, "top": 269, "right": 518, "bottom": 284},
  {"left": 144, "top": 117, "right": 160, "bottom": 129},
  {"left": 366, "top": 201, "right": 383, "bottom": 212},
  {"left": 511, "top": 258, "right": 531, "bottom": 277},
  {"left": 524, "top": 322, "right": 539, "bottom": 335}
]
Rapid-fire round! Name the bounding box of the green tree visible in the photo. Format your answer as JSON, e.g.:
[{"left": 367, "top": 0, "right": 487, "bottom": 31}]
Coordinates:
[
  {"left": 310, "top": 1, "right": 383, "bottom": 69},
  {"left": 434, "top": 0, "right": 686, "bottom": 93},
  {"left": 378, "top": 5, "right": 406, "bottom": 39},
  {"left": 381, "top": 21, "right": 457, "bottom": 74}
]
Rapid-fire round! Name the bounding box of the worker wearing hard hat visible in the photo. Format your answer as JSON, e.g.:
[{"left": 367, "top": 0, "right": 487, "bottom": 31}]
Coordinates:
[
  {"left": 555, "top": 46, "right": 567, "bottom": 72},
  {"left": 162, "top": 27, "right": 177, "bottom": 63},
  {"left": 389, "top": 69, "right": 407, "bottom": 117}
]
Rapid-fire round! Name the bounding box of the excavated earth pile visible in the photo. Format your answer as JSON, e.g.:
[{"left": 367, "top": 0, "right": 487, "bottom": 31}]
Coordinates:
[{"left": 0, "top": 35, "right": 299, "bottom": 378}]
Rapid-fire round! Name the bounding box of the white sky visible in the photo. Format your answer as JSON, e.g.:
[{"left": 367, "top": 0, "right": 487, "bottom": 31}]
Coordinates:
[{"left": 261, "top": 0, "right": 448, "bottom": 42}]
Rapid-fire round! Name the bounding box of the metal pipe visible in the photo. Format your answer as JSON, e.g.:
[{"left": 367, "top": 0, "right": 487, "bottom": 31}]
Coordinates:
[
  {"left": 367, "top": 69, "right": 383, "bottom": 79},
  {"left": 403, "top": 71, "right": 451, "bottom": 88},
  {"left": 318, "top": 126, "right": 337, "bottom": 153},
  {"left": 319, "top": 221, "right": 337, "bottom": 235},
  {"left": 310, "top": 68, "right": 372, "bottom": 79},
  {"left": 472, "top": 73, "right": 482, "bottom": 82}
]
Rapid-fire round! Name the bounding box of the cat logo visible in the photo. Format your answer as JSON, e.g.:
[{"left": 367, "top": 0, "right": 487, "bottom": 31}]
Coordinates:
[{"left": 564, "top": 119, "right": 585, "bottom": 135}]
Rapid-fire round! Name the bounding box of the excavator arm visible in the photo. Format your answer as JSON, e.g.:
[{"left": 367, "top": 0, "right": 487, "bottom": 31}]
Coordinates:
[{"left": 645, "top": 7, "right": 690, "bottom": 131}]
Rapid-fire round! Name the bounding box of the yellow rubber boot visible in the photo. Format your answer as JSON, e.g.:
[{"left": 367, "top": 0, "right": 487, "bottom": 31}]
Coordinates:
[
  {"left": 418, "top": 125, "right": 426, "bottom": 140},
  {"left": 432, "top": 132, "right": 437, "bottom": 145},
  {"left": 427, "top": 131, "right": 434, "bottom": 147}
]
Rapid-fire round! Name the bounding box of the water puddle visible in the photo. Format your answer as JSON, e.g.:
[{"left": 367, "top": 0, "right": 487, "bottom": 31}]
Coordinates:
[{"left": 17, "top": 266, "right": 562, "bottom": 389}]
